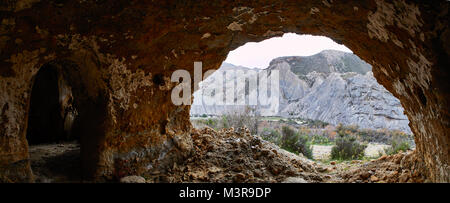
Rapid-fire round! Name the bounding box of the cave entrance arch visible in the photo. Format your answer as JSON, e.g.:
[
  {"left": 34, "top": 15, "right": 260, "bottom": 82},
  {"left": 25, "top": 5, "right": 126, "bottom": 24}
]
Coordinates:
[
  {"left": 26, "top": 60, "right": 84, "bottom": 182},
  {"left": 190, "top": 33, "right": 414, "bottom": 156}
]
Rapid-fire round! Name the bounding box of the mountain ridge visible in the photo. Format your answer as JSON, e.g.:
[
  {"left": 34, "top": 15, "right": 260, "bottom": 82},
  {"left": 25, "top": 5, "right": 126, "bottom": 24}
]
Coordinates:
[
  {"left": 191, "top": 50, "right": 411, "bottom": 133},
  {"left": 267, "top": 50, "right": 372, "bottom": 75}
]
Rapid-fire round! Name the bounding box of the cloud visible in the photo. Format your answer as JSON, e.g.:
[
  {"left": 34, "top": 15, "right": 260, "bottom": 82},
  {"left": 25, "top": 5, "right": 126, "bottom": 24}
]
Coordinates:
[{"left": 224, "top": 33, "right": 352, "bottom": 69}]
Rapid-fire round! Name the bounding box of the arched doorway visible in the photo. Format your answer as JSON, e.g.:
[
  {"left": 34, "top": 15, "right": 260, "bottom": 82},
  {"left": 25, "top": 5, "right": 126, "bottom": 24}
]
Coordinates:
[
  {"left": 27, "top": 64, "right": 64, "bottom": 144},
  {"left": 26, "top": 62, "right": 81, "bottom": 182}
]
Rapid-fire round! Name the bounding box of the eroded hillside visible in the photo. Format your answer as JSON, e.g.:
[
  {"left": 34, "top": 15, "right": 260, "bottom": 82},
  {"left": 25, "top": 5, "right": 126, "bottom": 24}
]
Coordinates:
[{"left": 191, "top": 50, "right": 411, "bottom": 133}]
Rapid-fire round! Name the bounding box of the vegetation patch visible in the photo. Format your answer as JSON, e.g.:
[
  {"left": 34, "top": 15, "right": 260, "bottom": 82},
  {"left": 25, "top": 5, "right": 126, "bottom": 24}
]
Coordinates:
[
  {"left": 279, "top": 126, "right": 313, "bottom": 159},
  {"left": 385, "top": 133, "right": 412, "bottom": 155},
  {"left": 331, "top": 125, "right": 367, "bottom": 160}
]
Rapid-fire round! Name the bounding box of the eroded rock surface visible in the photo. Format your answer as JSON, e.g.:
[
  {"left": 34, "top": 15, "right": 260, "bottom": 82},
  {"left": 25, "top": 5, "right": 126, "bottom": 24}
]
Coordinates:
[
  {"left": 338, "top": 151, "right": 428, "bottom": 183},
  {"left": 0, "top": 0, "right": 448, "bottom": 182},
  {"left": 162, "top": 127, "right": 323, "bottom": 183}
]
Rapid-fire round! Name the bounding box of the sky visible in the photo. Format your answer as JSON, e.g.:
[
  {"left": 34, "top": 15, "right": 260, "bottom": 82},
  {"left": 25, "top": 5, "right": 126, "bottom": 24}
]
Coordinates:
[{"left": 224, "top": 33, "right": 353, "bottom": 69}]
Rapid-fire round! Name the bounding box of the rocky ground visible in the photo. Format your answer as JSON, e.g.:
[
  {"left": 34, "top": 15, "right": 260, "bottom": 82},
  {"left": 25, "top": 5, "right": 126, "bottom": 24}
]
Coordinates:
[
  {"left": 28, "top": 127, "right": 427, "bottom": 183},
  {"left": 29, "top": 142, "right": 81, "bottom": 183},
  {"left": 330, "top": 152, "right": 428, "bottom": 183},
  {"left": 153, "top": 127, "right": 427, "bottom": 183},
  {"left": 162, "top": 127, "right": 323, "bottom": 183}
]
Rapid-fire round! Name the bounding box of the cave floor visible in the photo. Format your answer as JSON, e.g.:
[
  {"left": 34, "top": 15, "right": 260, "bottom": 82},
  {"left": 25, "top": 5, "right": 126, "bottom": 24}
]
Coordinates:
[
  {"left": 157, "top": 128, "right": 425, "bottom": 183},
  {"left": 26, "top": 129, "right": 424, "bottom": 183},
  {"left": 29, "top": 142, "right": 82, "bottom": 183}
]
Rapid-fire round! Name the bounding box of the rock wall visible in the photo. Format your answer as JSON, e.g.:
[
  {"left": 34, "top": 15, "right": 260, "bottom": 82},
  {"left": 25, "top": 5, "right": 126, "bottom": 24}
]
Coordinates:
[{"left": 0, "top": 0, "right": 448, "bottom": 182}]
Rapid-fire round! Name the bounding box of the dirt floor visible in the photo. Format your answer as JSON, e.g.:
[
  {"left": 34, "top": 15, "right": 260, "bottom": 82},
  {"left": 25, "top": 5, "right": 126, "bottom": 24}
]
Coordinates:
[
  {"left": 27, "top": 128, "right": 427, "bottom": 183},
  {"left": 29, "top": 142, "right": 82, "bottom": 183}
]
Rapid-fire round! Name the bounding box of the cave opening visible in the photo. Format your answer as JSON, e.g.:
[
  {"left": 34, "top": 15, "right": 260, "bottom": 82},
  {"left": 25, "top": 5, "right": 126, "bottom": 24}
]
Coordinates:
[
  {"left": 26, "top": 63, "right": 81, "bottom": 182},
  {"left": 190, "top": 33, "right": 415, "bottom": 164},
  {"left": 27, "top": 64, "right": 65, "bottom": 145}
]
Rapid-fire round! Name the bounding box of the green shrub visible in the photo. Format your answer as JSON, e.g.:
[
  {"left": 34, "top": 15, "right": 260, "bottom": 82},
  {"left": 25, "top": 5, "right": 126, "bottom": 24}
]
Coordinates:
[
  {"left": 259, "top": 128, "right": 281, "bottom": 146},
  {"left": 310, "top": 134, "right": 333, "bottom": 145},
  {"left": 280, "top": 126, "right": 313, "bottom": 159},
  {"left": 206, "top": 118, "right": 216, "bottom": 126},
  {"left": 296, "top": 134, "right": 313, "bottom": 159},
  {"left": 335, "top": 124, "right": 415, "bottom": 147},
  {"left": 331, "top": 133, "right": 367, "bottom": 160},
  {"left": 280, "top": 126, "right": 298, "bottom": 153},
  {"left": 305, "top": 119, "right": 329, "bottom": 128},
  {"left": 219, "top": 106, "right": 259, "bottom": 134},
  {"left": 385, "top": 133, "right": 412, "bottom": 155},
  {"left": 356, "top": 129, "right": 390, "bottom": 144},
  {"left": 220, "top": 115, "right": 229, "bottom": 129},
  {"left": 191, "top": 117, "right": 220, "bottom": 129}
]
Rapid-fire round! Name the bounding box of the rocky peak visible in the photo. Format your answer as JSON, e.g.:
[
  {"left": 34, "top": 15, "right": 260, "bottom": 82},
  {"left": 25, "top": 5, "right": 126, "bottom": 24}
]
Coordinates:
[{"left": 268, "top": 50, "right": 372, "bottom": 76}]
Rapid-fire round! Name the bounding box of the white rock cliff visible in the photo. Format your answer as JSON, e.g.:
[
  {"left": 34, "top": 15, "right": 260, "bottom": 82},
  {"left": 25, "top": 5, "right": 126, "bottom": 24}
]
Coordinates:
[{"left": 191, "top": 50, "right": 411, "bottom": 133}]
